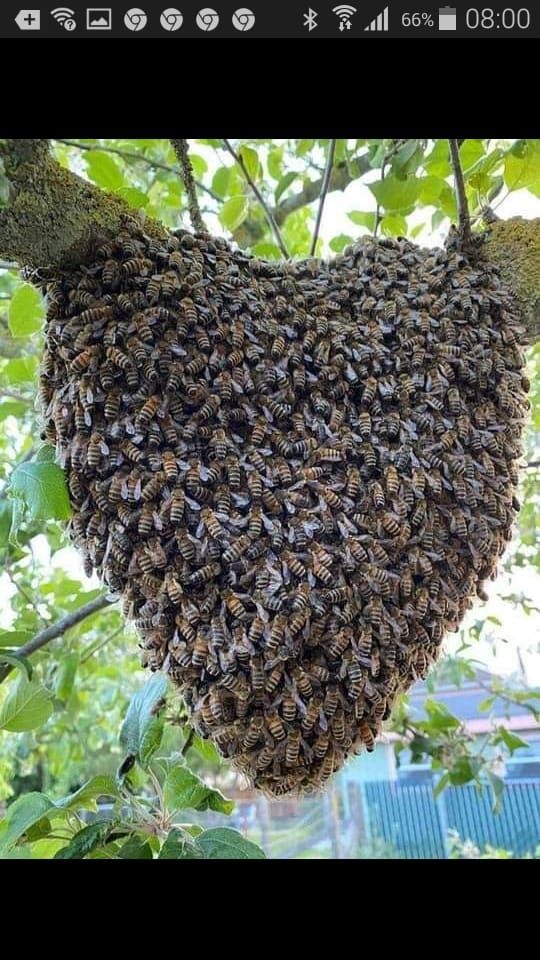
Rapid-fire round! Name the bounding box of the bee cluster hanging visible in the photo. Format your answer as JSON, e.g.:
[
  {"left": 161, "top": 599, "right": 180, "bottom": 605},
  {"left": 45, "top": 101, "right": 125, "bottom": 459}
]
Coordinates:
[{"left": 38, "top": 217, "right": 528, "bottom": 796}]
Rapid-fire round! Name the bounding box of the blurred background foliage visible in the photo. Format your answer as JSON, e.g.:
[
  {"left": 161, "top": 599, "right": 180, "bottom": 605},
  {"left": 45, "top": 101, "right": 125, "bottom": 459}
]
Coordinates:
[{"left": 0, "top": 139, "right": 538, "bottom": 858}]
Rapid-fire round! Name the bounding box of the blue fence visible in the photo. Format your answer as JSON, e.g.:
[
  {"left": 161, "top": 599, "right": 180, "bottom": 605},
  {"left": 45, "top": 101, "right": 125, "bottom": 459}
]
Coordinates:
[{"left": 362, "top": 779, "right": 540, "bottom": 858}]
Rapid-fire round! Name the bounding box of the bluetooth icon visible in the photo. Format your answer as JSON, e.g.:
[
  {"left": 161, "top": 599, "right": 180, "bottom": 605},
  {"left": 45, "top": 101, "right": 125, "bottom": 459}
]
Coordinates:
[{"left": 303, "top": 7, "right": 318, "bottom": 30}]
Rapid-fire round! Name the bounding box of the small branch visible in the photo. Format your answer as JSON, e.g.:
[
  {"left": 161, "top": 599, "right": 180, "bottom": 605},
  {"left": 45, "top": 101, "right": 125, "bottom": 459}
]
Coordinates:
[
  {"left": 222, "top": 140, "right": 290, "bottom": 259},
  {"left": 0, "top": 594, "right": 113, "bottom": 684},
  {"left": 6, "top": 566, "right": 48, "bottom": 625},
  {"left": 170, "top": 139, "right": 207, "bottom": 233},
  {"left": 80, "top": 623, "right": 124, "bottom": 664},
  {"left": 0, "top": 389, "right": 32, "bottom": 403},
  {"left": 54, "top": 139, "right": 220, "bottom": 204},
  {"left": 449, "top": 139, "right": 472, "bottom": 245},
  {"left": 526, "top": 460, "right": 540, "bottom": 469},
  {"left": 310, "top": 139, "right": 336, "bottom": 256}
]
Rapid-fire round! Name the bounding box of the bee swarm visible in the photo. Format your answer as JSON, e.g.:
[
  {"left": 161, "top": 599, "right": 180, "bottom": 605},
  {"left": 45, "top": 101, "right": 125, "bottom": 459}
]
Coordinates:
[{"left": 38, "top": 218, "right": 528, "bottom": 796}]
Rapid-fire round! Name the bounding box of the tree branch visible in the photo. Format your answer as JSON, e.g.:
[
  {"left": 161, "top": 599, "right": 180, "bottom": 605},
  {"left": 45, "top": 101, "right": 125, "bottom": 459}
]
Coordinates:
[
  {"left": 222, "top": 140, "right": 290, "bottom": 258},
  {"left": 0, "top": 139, "right": 166, "bottom": 270},
  {"left": 310, "top": 139, "right": 336, "bottom": 256},
  {"left": 449, "top": 138, "right": 472, "bottom": 245},
  {"left": 170, "top": 139, "right": 207, "bottom": 233},
  {"left": 0, "top": 594, "right": 113, "bottom": 684}
]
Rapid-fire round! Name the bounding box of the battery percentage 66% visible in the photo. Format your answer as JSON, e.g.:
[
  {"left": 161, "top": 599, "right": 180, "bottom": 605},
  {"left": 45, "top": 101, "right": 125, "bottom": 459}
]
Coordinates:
[{"left": 401, "top": 12, "right": 434, "bottom": 26}]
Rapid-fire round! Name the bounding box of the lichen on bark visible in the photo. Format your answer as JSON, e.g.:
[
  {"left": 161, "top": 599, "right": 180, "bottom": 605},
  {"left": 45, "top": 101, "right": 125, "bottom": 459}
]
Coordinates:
[
  {"left": 483, "top": 217, "right": 540, "bottom": 345},
  {"left": 0, "top": 139, "right": 166, "bottom": 272}
]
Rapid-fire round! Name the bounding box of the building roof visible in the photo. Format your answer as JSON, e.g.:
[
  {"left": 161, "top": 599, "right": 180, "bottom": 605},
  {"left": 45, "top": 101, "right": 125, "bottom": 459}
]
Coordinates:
[{"left": 408, "top": 668, "right": 538, "bottom": 733}]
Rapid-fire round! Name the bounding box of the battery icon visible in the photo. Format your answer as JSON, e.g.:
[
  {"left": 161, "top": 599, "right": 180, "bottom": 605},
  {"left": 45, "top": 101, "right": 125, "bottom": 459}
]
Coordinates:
[{"left": 438, "top": 6, "right": 456, "bottom": 29}]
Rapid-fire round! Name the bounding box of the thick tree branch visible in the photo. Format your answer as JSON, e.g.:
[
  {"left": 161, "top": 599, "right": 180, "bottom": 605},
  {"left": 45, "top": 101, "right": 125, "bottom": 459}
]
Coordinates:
[
  {"left": 223, "top": 140, "right": 290, "bottom": 258},
  {"left": 0, "top": 139, "right": 166, "bottom": 270},
  {"left": 483, "top": 217, "right": 540, "bottom": 345},
  {"left": 0, "top": 593, "right": 114, "bottom": 684},
  {"left": 170, "top": 139, "right": 207, "bottom": 233}
]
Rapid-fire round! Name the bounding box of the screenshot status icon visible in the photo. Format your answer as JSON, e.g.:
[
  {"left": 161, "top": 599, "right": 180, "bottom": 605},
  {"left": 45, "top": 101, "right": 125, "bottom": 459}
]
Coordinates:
[{"left": 439, "top": 6, "right": 457, "bottom": 30}]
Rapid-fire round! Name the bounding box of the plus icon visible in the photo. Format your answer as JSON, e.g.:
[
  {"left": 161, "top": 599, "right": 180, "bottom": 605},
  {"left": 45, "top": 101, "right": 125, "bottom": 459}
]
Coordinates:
[{"left": 15, "top": 9, "right": 41, "bottom": 30}]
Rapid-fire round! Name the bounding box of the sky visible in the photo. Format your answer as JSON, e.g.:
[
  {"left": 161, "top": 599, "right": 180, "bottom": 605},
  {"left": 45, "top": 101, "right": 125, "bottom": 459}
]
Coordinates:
[{"left": 1, "top": 140, "right": 538, "bottom": 686}]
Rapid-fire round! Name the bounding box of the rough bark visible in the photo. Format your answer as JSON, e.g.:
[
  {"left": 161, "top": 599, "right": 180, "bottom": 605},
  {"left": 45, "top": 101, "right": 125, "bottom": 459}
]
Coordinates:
[
  {"left": 0, "top": 139, "right": 166, "bottom": 271},
  {"left": 483, "top": 217, "right": 540, "bottom": 345}
]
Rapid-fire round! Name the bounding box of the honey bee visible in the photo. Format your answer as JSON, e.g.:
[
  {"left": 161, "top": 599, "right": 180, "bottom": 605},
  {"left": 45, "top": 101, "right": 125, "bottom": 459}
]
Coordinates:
[{"left": 266, "top": 709, "right": 286, "bottom": 742}]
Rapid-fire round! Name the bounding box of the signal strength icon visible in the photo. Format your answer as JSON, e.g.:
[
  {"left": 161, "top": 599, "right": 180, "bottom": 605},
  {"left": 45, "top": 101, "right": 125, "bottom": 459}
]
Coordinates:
[
  {"left": 364, "top": 6, "right": 388, "bottom": 30},
  {"left": 332, "top": 5, "right": 357, "bottom": 31}
]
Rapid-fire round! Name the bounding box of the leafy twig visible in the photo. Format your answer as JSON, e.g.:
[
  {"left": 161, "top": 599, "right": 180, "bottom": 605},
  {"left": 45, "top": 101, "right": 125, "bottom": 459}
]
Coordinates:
[
  {"left": 449, "top": 139, "right": 472, "bottom": 245},
  {"left": 310, "top": 139, "right": 336, "bottom": 256},
  {"left": 222, "top": 140, "right": 290, "bottom": 258},
  {"left": 53, "top": 139, "right": 220, "bottom": 204},
  {"left": 170, "top": 139, "right": 207, "bottom": 233},
  {"left": 0, "top": 594, "right": 114, "bottom": 684}
]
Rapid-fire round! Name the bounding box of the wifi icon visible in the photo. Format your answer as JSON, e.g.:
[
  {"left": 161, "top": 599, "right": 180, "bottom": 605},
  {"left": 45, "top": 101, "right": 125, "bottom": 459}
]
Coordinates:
[
  {"left": 332, "top": 5, "right": 357, "bottom": 31},
  {"left": 50, "top": 7, "right": 77, "bottom": 30}
]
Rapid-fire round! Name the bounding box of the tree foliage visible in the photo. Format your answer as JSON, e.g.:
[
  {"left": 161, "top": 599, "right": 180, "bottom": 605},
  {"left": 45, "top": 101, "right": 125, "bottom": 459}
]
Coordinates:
[{"left": 0, "top": 139, "right": 538, "bottom": 858}]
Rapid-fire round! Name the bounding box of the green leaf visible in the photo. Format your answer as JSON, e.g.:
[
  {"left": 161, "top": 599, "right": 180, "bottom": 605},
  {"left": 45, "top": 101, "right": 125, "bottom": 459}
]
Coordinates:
[
  {"left": 219, "top": 196, "right": 249, "bottom": 232},
  {"left": 423, "top": 698, "right": 461, "bottom": 732},
  {"left": 0, "top": 502, "right": 13, "bottom": 547},
  {"left": 158, "top": 827, "right": 203, "bottom": 859},
  {"left": 0, "top": 401, "right": 28, "bottom": 422},
  {"left": 164, "top": 764, "right": 233, "bottom": 815},
  {"left": 34, "top": 443, "right": 56, "bottom": 463},
  {"left": 267, "top": 147, "right": 283, "bottom": 181},
  {"left": 118, "top": 835, "right": 154, "bottom": 859},
  {"left": 195, "top": 827, "right": 266, "bottom": 860},
  {"left": 0, "top": 792, "right": 54, "bottom": 855},
  {"left": 53, "top": 652, "right": 78, "bottom": 702},
  {"left": 0, "top": 676, "right": 53, "bottom": 732},
  {"left": 8, "top": 284, "right": 45, "bottom": 337},
  {"left": 347, "top": 211, "right": 376, "bottom": 231},
  {"left": 504, "top": 141, "right": 540, "bottom": 191},
  {"left": 2, "top": 356, "right": 38, "bottom": 384},
  {"left": 239, "top": 145, "right": 260, "bottom": 182},
  {"left": 380, "top": 214, "right": 407, "bottom": 237},
  {"left": 84, "top": 151, "right": 125, "bottom": 191},
  {"left": 424, "top": 139, "right": 451, "bottom": 178},
  {"left": 0, "top": 630, "right": 32, "bottom": 648},
  {"left": 57, "top": 775, "right": 119, "bottom": 813},
  {"left": 478, "top": 696, "right": 495, "bottom": 713},
  {"left": 54, "top": 821, "right": 113, "bottom": 859},
  {"left": 370, "top": 176, "right": 419, "bottom": 212},
  {"left": 329, "top": 234, "right": 354, "bottom": 253},
  {"left": 251, "top": 242, "right": 282, "bottom": 260},
  {"left": 296, "top": 139, "right": 314, "bottom": 157},
  {"left": 417, "top": 175, "right": 447, "bottom": 205},
  {"left": 116, "top": 187, "right": 149, "bottom": 210},
  {"left": 448, "top": 757, "right": 476, "bottom": 786},
  {"left": 0, "top": 651, "right": 32, "bottom": 681},
  {"left": 189, "top": 154, "right": 207, "bottom": 178},
  {"left": 119, "top": 673, "right": 167, "bottom": 768},
  {"left": 9, "top": 461, "right": 71, "bottom": 522},
  {"left": 211, "top": 166, "right": 230, "bottom": 198},
  {"left": 192, "top": 734, "right": 220, "bottom": 764},
  {"left": 486, "top": 771, "right": 504, "bottom": 814},
  {"left": 459, "top": 139, "right": 485, "bottom": 171},
  {"left": 497, "top": 727, "right": 529, "bottom": 754},
  {"left": 275, "top": 172, "right": 298, "bottom": 203}
]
